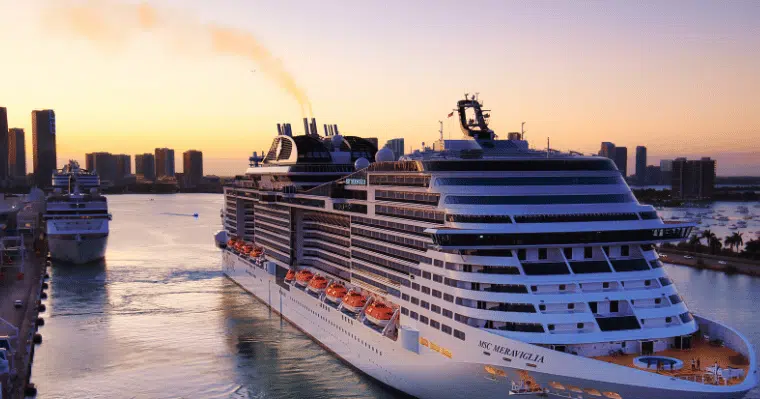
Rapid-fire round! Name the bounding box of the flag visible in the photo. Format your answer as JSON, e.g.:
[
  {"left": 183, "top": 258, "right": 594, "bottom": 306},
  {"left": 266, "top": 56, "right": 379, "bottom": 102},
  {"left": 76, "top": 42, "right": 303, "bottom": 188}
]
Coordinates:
[{"left": 447, "top": 111, "right": 454, "bottom": 118}]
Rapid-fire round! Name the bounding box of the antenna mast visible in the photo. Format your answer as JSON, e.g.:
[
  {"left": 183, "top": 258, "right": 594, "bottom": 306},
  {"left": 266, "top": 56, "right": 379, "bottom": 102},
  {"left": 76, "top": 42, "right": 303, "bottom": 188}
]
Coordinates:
[
  {"left": 547, "top": 137, "right": 550, "bottom": 159},
  {"left": 521, "top": 122, "right": 526, "bottom": 140},
  {"left": 438, "top": 120, "right": 444, "bottom": 141}
]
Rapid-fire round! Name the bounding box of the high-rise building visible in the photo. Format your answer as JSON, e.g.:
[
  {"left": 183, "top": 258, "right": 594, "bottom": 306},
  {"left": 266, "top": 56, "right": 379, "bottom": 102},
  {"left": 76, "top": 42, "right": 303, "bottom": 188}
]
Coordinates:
[
  {"left": 635, "top": 146, "right": 647, "bottom": 182},
  {"left": 0, "top": 107, "right": 8, "bottom": 179},
  {"left": 155, "top": 148, "right": 175, "bottom": 178},
  {"left": 182, "top": 150, "right": 203, "bottom": 187},
  {"left": 384, "top": 138, "right": 405, "bottom": 161},
  {"left": 644, "top": 165, "right": 661, "bottom": 186},
  {"left": 671, "top": 157, "right": 716, "bottom": 199},
  {"left": 660, "top": 160, "right": 673, "bottom": 187},
  {"left": 8, "top": 128, "right": 26, "bottom": 178},
  {"left": 599, "top": 142, "right": 616, "bottom": 158},
  {"left": 613, "top": 146, "right": 628, "bottom": 176},
  {"left": 32, "top": 109, "right": 57, "bottom": 188},
  {"left": 86, "top": 152, "right": 118, "bottom": 184},
  {"left": 115, "top": 154, "right": 131, "bottom": 178},
  {"left": 135, "top": 153, "right": 156, "bottom": 181}
]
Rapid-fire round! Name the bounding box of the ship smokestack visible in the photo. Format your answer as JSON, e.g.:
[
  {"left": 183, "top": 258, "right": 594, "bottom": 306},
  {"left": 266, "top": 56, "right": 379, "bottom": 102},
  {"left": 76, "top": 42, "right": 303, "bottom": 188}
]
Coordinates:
[
  {"left": 327, "top": 125, "right": 333, "bottom": 136},
  {"left": 333, "top": 124, "right": 339, "bottom": 135},
  {"left": 310, "top": 118, "right": 318, "bottom": 137},
  {"left": 324, "top": 124, "right": 329, "bottom": 136},
  {"left": 277, "top": 123, "right": 282, "bottom": 136},
  {"left": 303, "top": 118, "right": 309, "bottom": 136}
]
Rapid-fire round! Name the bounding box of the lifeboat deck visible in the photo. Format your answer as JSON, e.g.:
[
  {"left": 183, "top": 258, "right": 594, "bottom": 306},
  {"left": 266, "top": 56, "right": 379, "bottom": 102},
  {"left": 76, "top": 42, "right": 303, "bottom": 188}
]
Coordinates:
[{"left": 594, "top": 337, "right": 750, "bottom": 385}]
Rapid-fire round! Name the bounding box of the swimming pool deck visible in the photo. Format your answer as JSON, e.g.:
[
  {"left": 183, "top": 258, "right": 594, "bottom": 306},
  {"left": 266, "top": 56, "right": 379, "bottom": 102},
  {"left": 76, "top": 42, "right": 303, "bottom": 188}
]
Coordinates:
[{"left": 594, "top": 337, "right": 750, "bottom": 385}]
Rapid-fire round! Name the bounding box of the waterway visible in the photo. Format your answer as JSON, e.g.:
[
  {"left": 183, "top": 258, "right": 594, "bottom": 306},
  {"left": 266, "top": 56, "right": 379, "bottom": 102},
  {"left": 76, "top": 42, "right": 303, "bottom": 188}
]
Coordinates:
[{"left": 30, "top": 194, "right": 760, "bottom": 398}]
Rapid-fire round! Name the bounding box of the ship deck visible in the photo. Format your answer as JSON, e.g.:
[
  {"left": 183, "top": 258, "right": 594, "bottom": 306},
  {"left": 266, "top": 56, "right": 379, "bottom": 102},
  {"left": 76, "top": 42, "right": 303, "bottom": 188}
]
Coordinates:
[{"left": 594, "top": 337, "right": 750, "bottom": 385}]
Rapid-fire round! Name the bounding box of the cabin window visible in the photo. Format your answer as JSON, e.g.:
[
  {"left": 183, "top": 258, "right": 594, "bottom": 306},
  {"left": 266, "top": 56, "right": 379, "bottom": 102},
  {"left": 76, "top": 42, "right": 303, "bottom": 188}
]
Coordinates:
[
  {"left": 621, "top": 245, "right": 630, "bottom": 257},
  {"left": 517, "top": 249, "right": 527, "bottom": 260},
  {"left": 584, "top": 247, "right": 593, "bottom": 259},
  {"left": 538, "top": 248, "right": 548, "bottom": 260},
  {"left": 563, "top": 247, "right": 573, "bottom": 260}
]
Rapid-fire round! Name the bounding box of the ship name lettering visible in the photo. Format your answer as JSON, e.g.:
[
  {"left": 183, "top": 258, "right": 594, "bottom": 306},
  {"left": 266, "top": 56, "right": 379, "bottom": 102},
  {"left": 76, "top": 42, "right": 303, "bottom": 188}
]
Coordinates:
[{"left": 478, "top": 341, "right": 544, "bottom": 363}]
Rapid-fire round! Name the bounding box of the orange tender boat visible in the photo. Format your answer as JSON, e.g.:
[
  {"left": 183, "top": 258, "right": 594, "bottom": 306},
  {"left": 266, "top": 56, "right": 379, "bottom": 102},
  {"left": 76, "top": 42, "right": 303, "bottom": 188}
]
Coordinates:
[
  {"left": 242, "top": 245, "right": 253, "bottom": 255},
  {"left": 226, "top": 238, "right": 236, "bottom": 247},
  {"left": 325, "top": 283, "right": 347, "bottom": 303},
  {"left": 307, "top": 275, "right": 328, "bottom": 293},
  {"left": 294, "top": 270, "right": 314, "bottom": 287},
  {"left": 342, "top": 291, "right": 367, "bottom": 313},
  {"left": 365, "top": 302, "right": 394, "bottom": 327},
  {"left": 284, "top": 269, "right": 296, "bottom": 282}
]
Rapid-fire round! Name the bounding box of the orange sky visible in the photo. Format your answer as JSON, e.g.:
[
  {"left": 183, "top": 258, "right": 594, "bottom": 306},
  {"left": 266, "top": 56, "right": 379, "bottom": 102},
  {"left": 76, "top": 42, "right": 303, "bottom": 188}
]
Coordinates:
[{"left": 1, "top": 0, "right": 759, "bottom": 176}]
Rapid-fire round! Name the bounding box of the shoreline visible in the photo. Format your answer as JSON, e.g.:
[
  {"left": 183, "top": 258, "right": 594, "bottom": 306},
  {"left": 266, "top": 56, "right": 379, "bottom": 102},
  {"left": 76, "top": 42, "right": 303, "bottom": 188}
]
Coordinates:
[{"left": 658, "top": 247, "right": 760, "bottom": 277}]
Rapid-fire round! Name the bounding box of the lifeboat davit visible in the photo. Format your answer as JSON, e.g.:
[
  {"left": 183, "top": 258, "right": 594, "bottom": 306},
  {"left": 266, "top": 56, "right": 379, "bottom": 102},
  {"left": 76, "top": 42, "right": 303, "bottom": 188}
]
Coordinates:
[
  {"left": 294, "top": 270, "right": 314, "bottom": 287},
  {"left": 342, "top": 291, "right": 367, "bottom": 313},
  {"left": 284, "top": 269, "right": 296, "bottom": 283},
  {"left": 325, "top": 283, "right": 347, "bottom": 303},
  {"left": 365, "top": 302, "right": 394, "bottom": 327},
  {"left": 307, "top": 275, "right": 328, "bottom": 293}
]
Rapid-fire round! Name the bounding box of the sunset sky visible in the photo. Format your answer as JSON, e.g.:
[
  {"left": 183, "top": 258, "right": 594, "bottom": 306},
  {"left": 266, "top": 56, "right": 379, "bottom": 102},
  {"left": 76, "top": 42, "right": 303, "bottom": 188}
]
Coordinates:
[{"left": 1, "top": 0, "right": 759, "bottom": 176}]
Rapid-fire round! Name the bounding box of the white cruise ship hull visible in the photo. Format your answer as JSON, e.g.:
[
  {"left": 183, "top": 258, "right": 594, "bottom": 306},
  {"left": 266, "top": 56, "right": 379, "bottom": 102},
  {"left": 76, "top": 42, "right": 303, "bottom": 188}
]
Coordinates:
[
  {"left": 48, "top": 234, "right": 108, "bottom": 264},
  {"left": 221, "top": 250, "right": 756, "bottom": 399}
]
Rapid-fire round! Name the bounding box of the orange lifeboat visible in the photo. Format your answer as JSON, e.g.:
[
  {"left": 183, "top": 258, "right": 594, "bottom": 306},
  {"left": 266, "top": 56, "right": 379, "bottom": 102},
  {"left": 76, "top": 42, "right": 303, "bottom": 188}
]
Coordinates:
[
  {"left": 294, "top": 270, "right": 314, "bottom": 287},
  {"left": 365, "top": 302, "right": 394, "bottom": 327},
  {"left": 342, "top": 291, "right": 367, "bottom": 313},
  {"left": 325, "top": 283, "right": 347, "bottom": 303},
  {"left": 226, "top": 238, "right": 235, "bottom": 247},
  {"left": 284, "top": 269, "right": 296, "bottom": 282},
  {"left": 307, "top": 275, "right": 328, "bottom": 293},
  {"left": 242, "top": 245, "right": 253, "bottom": 255},
  {"left": 250, "top": 247, "right": 263, "bottom": 257}
]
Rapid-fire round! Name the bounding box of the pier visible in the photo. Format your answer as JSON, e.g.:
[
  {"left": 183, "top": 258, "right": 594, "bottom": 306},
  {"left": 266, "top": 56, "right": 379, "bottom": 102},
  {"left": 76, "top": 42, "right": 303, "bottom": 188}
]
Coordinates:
[{"left": 0, "top": 193, "right": 47, "bottom": 398}]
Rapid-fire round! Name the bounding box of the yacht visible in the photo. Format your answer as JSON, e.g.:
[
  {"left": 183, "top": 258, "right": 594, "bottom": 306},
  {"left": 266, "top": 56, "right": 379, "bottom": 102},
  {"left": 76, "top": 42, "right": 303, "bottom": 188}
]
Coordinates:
[
  {"left": 214, "top": 96, "right": 757, "bottom": 399},
  {"left": 45, "top": 161, "right": 111, "bottom": 264}
]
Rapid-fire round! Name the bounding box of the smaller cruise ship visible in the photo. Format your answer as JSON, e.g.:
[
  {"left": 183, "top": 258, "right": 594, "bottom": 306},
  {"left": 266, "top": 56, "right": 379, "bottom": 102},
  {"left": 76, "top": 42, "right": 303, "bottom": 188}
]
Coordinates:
[{"left": 45, "top": 161, "right": 111, "bottom": 264}]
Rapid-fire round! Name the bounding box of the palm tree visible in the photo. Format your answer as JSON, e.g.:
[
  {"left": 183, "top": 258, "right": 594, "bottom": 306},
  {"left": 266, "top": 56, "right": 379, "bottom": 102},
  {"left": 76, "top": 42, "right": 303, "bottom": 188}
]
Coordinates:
[
  {"left": 688, "top": 235, "right": 701, "bottom": 252},
  {"left": 701, "top": 229, "right": 715, "bottom": 246},
  {"left": 734, "top": 232, "right": 744, "bottom": 250},
  {"left": 709, "top": 236, "right": 723, "bottom": 255},
  {"left": 725, "top": 235, "right": 736, "bottom": 252}
]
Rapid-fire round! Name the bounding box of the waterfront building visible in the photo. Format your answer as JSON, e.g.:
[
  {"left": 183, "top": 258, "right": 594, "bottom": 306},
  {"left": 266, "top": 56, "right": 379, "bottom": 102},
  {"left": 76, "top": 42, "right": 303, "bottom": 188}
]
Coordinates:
[
  {"left": 155, "top": 148, "right": 175, "bottom": 178},
  {"left": 85, "top": 152, "right": 117, "bottom": 185},
  {"left": 598, "top": 141, "right": 615, "bottom": 158},
  {"left": 8, "top": 128, "right": 26, "bottom": 178},
  {"left": 384, "top": 138, "right": 404, "bottom": 161},
  {"left": 182, "top": 150, "right": 203, "bottom": 187},
  {"left": 644, "top": 165, "right": 661, "bottom": 186},
  {"left": 672, "top": 157, "right": 716, "bottom": 199},
  {"left": 32, "top": 109, "right": 57, "bottom": 188},
  {"left": 0, "top": 107, "right": 7, "bottom": 179},
  {"left": 635, "top": 146, "right": 647, "bottom": 183},
  {"left": 115, "top": 154, "right": 131, "bottom": 178},
  {"left": 613, "top": 146, "right": 628, "bottom": 176},
  {"left": 135, "top": 153, "right": 156, "bottom": 181}
]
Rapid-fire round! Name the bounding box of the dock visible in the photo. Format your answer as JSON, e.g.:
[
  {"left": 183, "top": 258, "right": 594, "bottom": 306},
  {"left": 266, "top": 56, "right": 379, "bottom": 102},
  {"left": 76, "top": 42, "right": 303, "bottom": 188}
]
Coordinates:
[{"left": 0, "top": 192, "right": 47, "bottom": 398}]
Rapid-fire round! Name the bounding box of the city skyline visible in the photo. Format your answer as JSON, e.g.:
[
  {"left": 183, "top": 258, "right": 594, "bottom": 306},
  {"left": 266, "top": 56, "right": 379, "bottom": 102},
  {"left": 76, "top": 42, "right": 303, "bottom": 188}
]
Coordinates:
[{"left": 1, "top": 1, "right": 759, "bottom": 176}]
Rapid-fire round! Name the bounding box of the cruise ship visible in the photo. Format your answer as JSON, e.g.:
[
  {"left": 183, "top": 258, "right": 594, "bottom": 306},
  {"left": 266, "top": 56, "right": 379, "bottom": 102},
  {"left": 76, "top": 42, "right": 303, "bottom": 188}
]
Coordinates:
[
  {"left": 45, "top": 161, "right": 111, "bottom": 264},
  {"left": 213, "top": 96, "right": 757, "bottom": 399}
]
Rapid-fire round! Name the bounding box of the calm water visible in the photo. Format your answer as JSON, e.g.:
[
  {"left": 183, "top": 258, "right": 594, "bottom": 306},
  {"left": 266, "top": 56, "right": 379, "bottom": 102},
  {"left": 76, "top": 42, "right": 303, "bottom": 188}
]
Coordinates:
[{"left": 31, "top": 194, "right": 760, "bottom": 398}]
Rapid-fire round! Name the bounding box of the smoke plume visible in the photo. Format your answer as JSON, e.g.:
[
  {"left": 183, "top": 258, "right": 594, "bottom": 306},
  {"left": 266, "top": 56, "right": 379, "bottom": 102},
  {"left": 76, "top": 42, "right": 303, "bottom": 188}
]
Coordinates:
[{"left": 44, "top": 0, "right": 313, "bottom": 116}]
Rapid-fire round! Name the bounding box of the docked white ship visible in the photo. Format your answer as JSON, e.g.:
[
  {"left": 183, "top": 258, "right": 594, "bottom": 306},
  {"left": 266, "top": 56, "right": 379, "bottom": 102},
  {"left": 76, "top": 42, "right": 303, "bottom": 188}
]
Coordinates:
[
  {"left": 214, "top": 96, "right": 757, "bottom": 399},
  {"left": 45, "top": 161, "right": 110, "bottom": 264}
]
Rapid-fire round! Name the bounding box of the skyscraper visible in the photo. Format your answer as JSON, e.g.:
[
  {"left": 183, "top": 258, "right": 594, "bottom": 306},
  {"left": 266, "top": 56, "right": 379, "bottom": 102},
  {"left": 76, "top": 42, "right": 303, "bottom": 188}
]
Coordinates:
[
  {"left": 86, "top": 152, "right": 117, "bottom": 184},
  {"left": 8, "top": 128, "right": 26, "bottom": 178},
  {"left": 660, "top": 160, "right": 673, "bottom": 186},
  {"left": 182, "top": 150, "right": 203, "bottom": 187},
  {"left": 32, "top": 109, "right": 57, "bottom": 188},
  {"left": 599, "top": 142, "right": 616, "bottom": 158},
  {"left": 635, "top": 146, "right": 647, "bottom": 182},
  {"left": 0, "top": 107, "right": 8, "bottom": 179},
  {"left": 671, "top": 157, "right": 716, "bottom": 199},
  {"left": 155, "top": 148, "right": 175, "bottom": 178},
  {"left": 135, "top": 153, "right": 156, "bottom": 181},
  {"left": 115, "top": 154, "right": 131, "bottom": 178},
  {"left": 385, "top": 138, "right": 405, "bottom": 161},
  {"left": 613, "top": 146, "right": 628, "bottom": 176}
]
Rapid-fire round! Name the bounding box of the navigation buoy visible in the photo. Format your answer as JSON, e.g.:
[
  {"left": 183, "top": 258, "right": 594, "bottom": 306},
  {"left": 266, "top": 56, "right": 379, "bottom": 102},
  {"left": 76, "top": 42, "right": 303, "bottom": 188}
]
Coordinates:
[{"left": 33, "top": 333, "right": 42, "bottom": 344}]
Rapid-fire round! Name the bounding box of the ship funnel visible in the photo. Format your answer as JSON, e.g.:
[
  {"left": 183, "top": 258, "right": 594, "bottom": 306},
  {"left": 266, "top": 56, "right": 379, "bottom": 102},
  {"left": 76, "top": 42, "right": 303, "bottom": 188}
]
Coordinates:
[
  {"left": 333, "top": 124, "right": 339, "bottom": 136},
  {"left": 285, "top": 123, "right": 292, "bottom": 137},
  {"left": 324, "top": 124, "right": 329, "bottom": 136},
  {"left": 277, "top": 123, "right": 283, "bottom": 136},
  {"left": 310, "top": 118, "right": 318, "bottom": 137},
  {"left": 303, "top": 118, "right": 309, "bottom": 136}
]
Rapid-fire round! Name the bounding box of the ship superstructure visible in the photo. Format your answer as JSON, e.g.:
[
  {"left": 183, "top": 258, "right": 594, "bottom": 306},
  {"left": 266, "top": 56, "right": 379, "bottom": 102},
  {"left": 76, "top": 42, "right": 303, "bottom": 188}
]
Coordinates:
[
  {"left": 45, "top": 161, "right": 110, "bottom": 264},
  {"left": 214, "top": 97, "right": 757, "bottom": 399}
]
